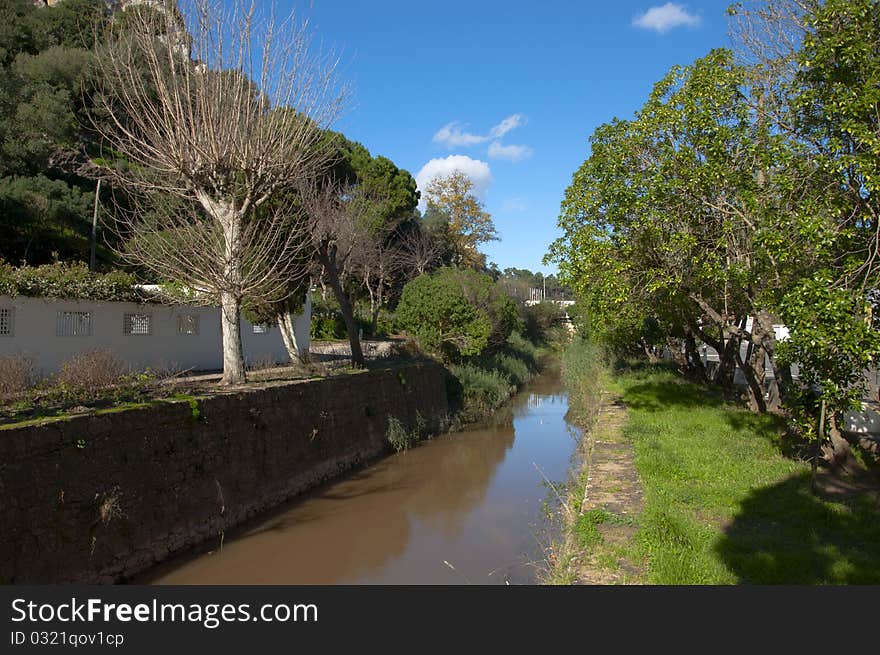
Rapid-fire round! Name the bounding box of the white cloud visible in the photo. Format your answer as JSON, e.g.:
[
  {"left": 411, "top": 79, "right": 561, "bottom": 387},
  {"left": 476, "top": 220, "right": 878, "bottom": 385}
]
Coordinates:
[
  {"left": 489, "top": 113, "right": 526, "bottom": 139},
  {"left": 501, "top": 198, "right": 527, "bottom": 212},
  {"left": 432, "top": 122, "right": 489, "bottom": 148},
  {"left": 415, "top": 155, "right": 492, "bottom": 209},
  {"left": 432, "top": 113, "right": 528, "bottom": 149},
  {"left": 488, "top": 141, "right": 534, "bottom": 162},
  {"left": 633, "top": 3, "right": 701, "bottom": 34}
]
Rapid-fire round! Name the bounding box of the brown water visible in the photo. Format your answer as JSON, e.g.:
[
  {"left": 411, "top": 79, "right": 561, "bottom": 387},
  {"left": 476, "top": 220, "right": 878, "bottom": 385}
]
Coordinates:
[{"left": 141, "top": 371, "right": 581, "bottom": 585}]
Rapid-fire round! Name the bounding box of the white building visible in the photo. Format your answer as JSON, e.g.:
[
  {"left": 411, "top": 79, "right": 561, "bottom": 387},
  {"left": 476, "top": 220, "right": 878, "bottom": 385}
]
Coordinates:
[{"left": 0, "top": 295, "right": 310, "bottom": 376}]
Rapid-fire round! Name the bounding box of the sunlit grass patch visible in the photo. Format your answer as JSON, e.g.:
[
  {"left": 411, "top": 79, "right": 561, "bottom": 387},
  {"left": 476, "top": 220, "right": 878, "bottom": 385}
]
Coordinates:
[{"left": 619, "top": 367, "right": 880, "bottom": 584}]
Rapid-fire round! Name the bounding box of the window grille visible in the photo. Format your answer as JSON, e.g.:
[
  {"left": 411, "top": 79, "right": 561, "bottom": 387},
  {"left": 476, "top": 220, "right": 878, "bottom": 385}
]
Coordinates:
[
  {"left": 123, "top": 313, "right": 152, "bottom": 336},
  {"left": 177, "top": 314, "right": 199, "bottom": 335},
  {"left": 0, "top": 308, "right": 12, "bottom": 336},
  {"left": 57, "top": 311, "right": 91, "bottom": 337},
  {"left": 252, "top": 323, "right": 270, "bottom": 334}
]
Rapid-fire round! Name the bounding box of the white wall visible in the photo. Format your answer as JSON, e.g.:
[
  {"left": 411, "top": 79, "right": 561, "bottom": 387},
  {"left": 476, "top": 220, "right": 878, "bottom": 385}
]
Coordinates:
[{"left": 0, "top": 295, "right": 311, "bottom": 377}]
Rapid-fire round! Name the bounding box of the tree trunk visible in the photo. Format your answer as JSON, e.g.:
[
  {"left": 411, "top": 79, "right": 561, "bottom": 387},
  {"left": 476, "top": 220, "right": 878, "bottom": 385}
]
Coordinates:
[
  {"left": 370, "top": 271, "right": 386, "bottom": 337},
  {"left": 641, "top": 338, "right": 660, "bottom": 363},
  {"left": 736, "top": 343, "right": 767, "bottom": 413},
  {"left": 693, "top": 325, "right": 723, "bottom": 382},
  {"left": 277, "top": 296, "right": 309, "bottom": 366},
  {"left": 319, "top": 245, "right": 364, "bottom": 368},
  {"left": 752, "top": 310, "right": 790, "bottom": 411},
  {"left": 205, "top": 194, "right": 248, "bottom": 386},
  {"left": 822, "top": 417, "right": 863, "bottom": 477},
  {"left": 370, "top": 305, "right": 380, "bottom": 338},
  {"left": 220, "top": 290, "right": 246, "bottom": 385},
  {"left": 365, "top": 275, "right": 378, "bottom": 337},
  {"left": 717, "top": 331, "right": 740, "bottom": 390},
  {"left": 684, "top": 325, "right": 708, "bottom": 381},
  {"left": 666, "top": 336, "right": 687, "bottom": 371}
]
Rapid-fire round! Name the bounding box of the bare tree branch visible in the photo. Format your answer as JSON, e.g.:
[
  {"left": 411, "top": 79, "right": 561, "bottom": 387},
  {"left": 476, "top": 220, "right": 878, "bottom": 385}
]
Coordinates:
[{"left": 90, "top": 0, "right": 346, "bottom": 384}]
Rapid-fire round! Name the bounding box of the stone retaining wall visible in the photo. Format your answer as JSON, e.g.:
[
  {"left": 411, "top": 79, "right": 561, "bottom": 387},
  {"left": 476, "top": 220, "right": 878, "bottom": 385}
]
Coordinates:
[{"left": 0, "top": 363, "right": 448, "bottom": 583}]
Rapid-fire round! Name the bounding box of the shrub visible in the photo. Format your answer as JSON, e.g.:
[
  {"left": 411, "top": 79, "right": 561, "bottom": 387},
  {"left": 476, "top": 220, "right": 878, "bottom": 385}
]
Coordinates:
[
  {"left": 448, "top": 363, "right": 513, "bottom": 418},
  {"left": 522, "top": 301, "right": 565, "bottom": 343},
  {"left": 0, "top": 354, "right": 36, "bottom": 397},
  {"left": 247, "top": 354, "right": 278, "bottom": 371},
  {"left": 310, "top": 314, "right": 346, "bottom": 340},
  {"left": 386, "top": 415, "right": 419, "bottom": 452},
  {"left": 396, "top": 267, "right": 518, "bottom": 360},
  {"left": 506, "top": 332, "right": 539, "bottom": 370},
  {"left": 486, "top": 352, "right": 532, "bottom": 386},
  {"left": 55, "top": 349, "right": 127, "bottom": 397},
  {"left": 0, "top": 261, "right": 146, "bottom": 301}
]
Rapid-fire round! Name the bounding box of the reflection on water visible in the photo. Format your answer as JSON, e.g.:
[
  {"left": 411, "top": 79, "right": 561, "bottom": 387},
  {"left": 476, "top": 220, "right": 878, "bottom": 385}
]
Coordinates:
[{"left": 140, "top": 371, "right": 581, "bottom": 585}]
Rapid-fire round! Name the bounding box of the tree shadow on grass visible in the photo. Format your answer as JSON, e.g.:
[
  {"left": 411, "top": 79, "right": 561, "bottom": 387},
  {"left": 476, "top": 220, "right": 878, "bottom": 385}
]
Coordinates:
[
  {"left": 622, "top": 379, "right": 725, "bottom": 413},
  {"left": 715, "top": 473, "right": 880, "bottom": 584},
  {"left": 719, "top": 408, "right": 810, "bottom": 458}
]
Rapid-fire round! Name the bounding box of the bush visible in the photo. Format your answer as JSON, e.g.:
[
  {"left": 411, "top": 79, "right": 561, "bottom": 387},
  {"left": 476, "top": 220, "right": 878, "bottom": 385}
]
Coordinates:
[
  {"left": 0, "top": 261, "right": 145, "bottom": 301},
  {"left": 386, "top": 415, "right": 421, "bottom": 452},
  {"left": 396, "top": 267, "right": 518, "bottom": 360},
  {"left": 0, "top": 354, "right": 36, "bottom": 397},
  {"left": 247, "top": 354, "right": 278, "bottom": 371},
  {"left": 522, "top": 301, "right": 566, "bottom": 343},
  {"left": 448, "top": 363, "right": 514, "bottom": 418},
  {"left": 310, "top": 314, "right": 346, "bottom": 340},
  {"left": 506, "top": 332, "right": 539, "bottom": 370},
  {"left": 55, "top": 349, "right": 127, "bottom": 398},
  {"left": 486, "top": 353, "right": 532, "bottom": 386}
]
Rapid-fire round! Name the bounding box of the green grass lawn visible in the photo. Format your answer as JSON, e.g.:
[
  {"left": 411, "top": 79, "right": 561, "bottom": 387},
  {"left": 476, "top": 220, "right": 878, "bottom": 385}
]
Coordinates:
[{"left": 617, "top": 366, "right": 880, "bottom": 584}]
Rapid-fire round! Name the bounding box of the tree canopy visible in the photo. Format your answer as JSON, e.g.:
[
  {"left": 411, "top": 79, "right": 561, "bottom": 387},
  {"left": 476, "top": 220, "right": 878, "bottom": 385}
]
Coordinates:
[
  {"left": 547, "top": 0, "right": 880, "bottom": 441},
  {"left": 423, "top": 171, "right": 498, "bottom": 269}
]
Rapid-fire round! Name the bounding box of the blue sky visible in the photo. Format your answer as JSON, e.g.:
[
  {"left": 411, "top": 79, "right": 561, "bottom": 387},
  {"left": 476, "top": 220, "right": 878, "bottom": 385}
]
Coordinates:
[{"left": 279, "top": 1, "right": 734, "bottom": 274}]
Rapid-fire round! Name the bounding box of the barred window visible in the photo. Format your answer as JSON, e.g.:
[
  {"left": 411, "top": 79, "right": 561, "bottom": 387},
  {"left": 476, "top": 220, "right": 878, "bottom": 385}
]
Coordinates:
[
  {"left": 252, "top": 323, "right": 270, "bottom": 334},
  {"left": 0, "top": 307, "right": 13, "bottom": 336},
  {"left": 177, "top": 314, "right": 199, "bottom": 335},
  {"left": 123, "top": 313, "right": 152, "bottom": 336},
  {"left": 57, "top": 311, "right": 91, "bottom": 337}
]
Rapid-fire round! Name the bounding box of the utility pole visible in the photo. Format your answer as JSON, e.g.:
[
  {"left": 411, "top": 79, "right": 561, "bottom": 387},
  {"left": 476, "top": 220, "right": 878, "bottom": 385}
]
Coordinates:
[{"left": 89, "top": 179, "right": 101, "bottom": 271}]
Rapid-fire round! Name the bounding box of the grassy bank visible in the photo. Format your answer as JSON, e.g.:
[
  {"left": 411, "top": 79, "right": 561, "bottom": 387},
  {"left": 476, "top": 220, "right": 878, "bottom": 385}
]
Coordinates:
[
  {"left": 556, "top": 342, "right": 880, "bottom": 584},
  {"left": 446, "top": 332, "right": 543, "bottom": 426},
  {"left": 620, "top": 366, "right": 880, "bottom": 584}
]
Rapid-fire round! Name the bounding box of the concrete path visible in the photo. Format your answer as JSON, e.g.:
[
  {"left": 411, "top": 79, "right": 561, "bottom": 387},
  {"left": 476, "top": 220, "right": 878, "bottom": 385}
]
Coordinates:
[{"left": 575, "top": 397, "right": 646, "bottom": 584}]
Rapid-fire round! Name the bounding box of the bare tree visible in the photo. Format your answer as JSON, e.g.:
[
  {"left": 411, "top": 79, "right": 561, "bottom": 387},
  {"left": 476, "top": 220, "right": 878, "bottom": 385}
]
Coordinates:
[
  {"left": 355, "top": 232, "right": 404, "bottom": 337},
  {"left": 394, "top": 226, "right": 444, "bottom": 277},
  {"left": 298, "top": 180, "right": 378, "bottom": 368},
  {"left": 728, "top": 0, "right": 815, "bottom": 71},
  {"left": 91, "top": 0, "right": 344, "bottom": 384}
]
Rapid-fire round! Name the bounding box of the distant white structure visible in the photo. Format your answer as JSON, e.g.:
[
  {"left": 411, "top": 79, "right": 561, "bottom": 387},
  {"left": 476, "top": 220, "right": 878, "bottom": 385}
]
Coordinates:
[
  {"left": 523, "top": 299, "right": 575, "bottom": 308},
  {"left": 0, "top": 295, "right": 310, "bottom": 376}
]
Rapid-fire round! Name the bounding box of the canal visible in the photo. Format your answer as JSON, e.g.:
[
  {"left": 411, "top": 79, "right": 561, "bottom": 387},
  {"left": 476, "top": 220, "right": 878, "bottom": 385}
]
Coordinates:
[{"left": 140, "top": 370, "right": 582, "bottom": 585}]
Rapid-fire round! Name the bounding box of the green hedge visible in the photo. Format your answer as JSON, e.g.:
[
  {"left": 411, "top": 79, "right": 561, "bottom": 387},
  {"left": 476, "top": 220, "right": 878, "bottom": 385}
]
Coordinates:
[{"left": 0, "top": 261, "right": 149, "bottom": 302}]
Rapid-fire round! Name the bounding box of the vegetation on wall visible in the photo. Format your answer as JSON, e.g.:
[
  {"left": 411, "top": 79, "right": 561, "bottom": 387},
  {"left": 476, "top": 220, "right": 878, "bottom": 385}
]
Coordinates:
[{"left": 0, "top": 260, "right": 146, "bottom": 301}]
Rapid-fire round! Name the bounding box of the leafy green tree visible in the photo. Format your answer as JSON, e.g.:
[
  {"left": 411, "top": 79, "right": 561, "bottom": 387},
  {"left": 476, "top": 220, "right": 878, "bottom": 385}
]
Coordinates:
[
  {"left": 547, "top": 47, "right": 836, "bottom": 408},
  {"left": 396, "top": 267, "right": 517, "bottom": 360},
  {"left": 778, "top": 276, "right": 880, "bottom": 480},
  {"left": 30, "top": 0, "right": 107, "bottom": 52},
  {"left": 1, "top": 45, "right": 93, "bottom": 175},
  {"left": 0, "top": 0, "right": 109, "bottom": 268},
  {"left": 0, "top": 174, "right": 95, "bottom": 264},
  {"left": 794, "top": 0, "right": 880, "bottom": 287}
]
